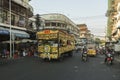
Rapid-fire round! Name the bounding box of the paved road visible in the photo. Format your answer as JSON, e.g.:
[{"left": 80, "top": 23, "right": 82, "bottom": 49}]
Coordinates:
[{"left": 0, "top": 51, "right": 120, "bottom": 80}]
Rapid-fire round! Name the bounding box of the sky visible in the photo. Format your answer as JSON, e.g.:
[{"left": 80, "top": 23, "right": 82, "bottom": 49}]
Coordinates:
[{"left": 29, "top": 0, "right": 108, "bottom": 37}]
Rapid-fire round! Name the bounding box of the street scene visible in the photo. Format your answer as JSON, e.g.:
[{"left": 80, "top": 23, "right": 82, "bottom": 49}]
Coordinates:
[{"left": 0, "top": 0, "right": 120, "bottom": 80}]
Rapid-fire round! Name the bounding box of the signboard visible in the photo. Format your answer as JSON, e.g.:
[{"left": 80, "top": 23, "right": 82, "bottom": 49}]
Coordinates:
[
  {"left": 38, "top": 34, "right": 57, "bottom": 39},
  {"left": 44, "top": 30, "right": 50, "bottom": 34}
]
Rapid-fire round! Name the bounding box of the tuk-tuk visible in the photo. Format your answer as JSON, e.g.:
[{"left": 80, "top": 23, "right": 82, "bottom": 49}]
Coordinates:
[{"left": 87, "top": 44, "right": 96, "bottom": 56}]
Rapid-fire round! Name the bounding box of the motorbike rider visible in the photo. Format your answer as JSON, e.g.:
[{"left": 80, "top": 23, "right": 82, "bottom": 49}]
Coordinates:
[
  {"left": 104, "top": 47, "right": 113, "bottom": 63},
  {"left": 81, "top": 47, "right": 88, "bottom": 60}
]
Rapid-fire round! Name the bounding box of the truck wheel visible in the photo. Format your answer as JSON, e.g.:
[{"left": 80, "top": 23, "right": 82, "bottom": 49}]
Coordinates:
[
  {"left": 69, "top": 52, "right": 73, "bottom": 57},
  {"left": 43, "top": 58, "right": 48, "bottom": 62}
]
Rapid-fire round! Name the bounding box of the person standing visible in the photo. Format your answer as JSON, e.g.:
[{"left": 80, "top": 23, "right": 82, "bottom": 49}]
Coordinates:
[{"left": 23, "top": 49, "right": 26, "bottom": 57}]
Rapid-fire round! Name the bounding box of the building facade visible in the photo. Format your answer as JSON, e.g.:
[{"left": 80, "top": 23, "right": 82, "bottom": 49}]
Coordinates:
[
  {"left": 77, "top": 24, "right": 93, "bottom": 44},
  {"left": 106, "top": 0, "right": 120, "bottom": 41},
  {"left": 0, "top": 0, "right": 34, "bottom": 53},
  {"left": 0, "top": 0, "right": 33, "bottom": 42},
  {"left": 32, "top": 13, "right": 80, "bottom": 41},
  {"left": 77, "top": 24, "right": 88, "bottom": 38}
]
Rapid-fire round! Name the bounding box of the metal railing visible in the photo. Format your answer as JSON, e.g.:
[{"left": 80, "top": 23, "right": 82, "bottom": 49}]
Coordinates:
[{"left": 12, "top": 0, "right": 33, "bottom": 12}]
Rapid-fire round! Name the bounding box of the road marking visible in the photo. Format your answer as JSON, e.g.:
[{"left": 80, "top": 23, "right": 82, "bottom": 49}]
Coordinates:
[{"left": 74, "top": 66, "right": 78, "bottom": 69}]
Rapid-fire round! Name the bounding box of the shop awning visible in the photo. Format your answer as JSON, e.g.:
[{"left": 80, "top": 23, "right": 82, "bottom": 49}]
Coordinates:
[
  {"left": 0, "top": 30, "right": 9, "bottom": 35},
  {"left": 0, "top": 27, "right": 9, "bottom": 35},
  {"left": 0, "top": 27, "right": 30, "bottom": 38},
  {"left": 10, "top": 29, "right": 30, "bottom": 38}
]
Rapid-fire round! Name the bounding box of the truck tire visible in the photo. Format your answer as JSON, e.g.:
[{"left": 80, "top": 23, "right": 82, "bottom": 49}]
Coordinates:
[{"left": 68, "top": 51, "right": 73, "bottom": 57}]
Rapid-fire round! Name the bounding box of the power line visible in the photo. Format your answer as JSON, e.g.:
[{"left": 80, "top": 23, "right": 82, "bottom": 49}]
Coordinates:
[{"left": 71, "top": 15, "right": 106, "bottom": 20}]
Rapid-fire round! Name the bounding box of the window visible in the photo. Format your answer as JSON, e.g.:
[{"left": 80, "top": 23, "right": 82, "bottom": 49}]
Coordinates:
[
  {"left": 51, "top": 22, "right": 56, "bottom": 26},
  {"left": 0, "top": 0, "right": 3, "bottom": 6},
  {"left": 62, "top": 24, "right": 65, "bottom": 27},
  {"left": 19, "top": 16, "right": 25, "bottom": 27},
  {"left": 57, "top": 23, "right": 61, "bottom": 27},
  {"left": 118, "top": 6, "right": 120, "bottom": 12},
  {"left": 0, "top": 9, "right": 2, "bottom": 22},
  {"left": 3, "top": 11, "right": 7, "bottom": 22},
  {"left": 11, "top": 14, "right": 15, "bottom": 25},
  {"left": 67, "top": 40, "right": 71, "bottom": 45},
  {"left": 45, "top": 23, "right": 50, "bottom": 26}
]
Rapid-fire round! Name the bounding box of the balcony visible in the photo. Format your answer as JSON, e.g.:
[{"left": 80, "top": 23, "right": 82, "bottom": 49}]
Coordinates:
[
  {"left": 111, "top": 0, "right": 115, "bottom": 5},
  {"left": 106, "top": 10, "right": 111, "bottom": 17},
  {"left": 110, "top": 7, "right": 117, "bottom": 12},
  {"left": 40, "top": 26, "right": 67, "bottom": 31},
  {"left": 106, "top": 9, "right": 117, "bottom": 17},
  {"left": 109, "top": 21, "right": 114, "bottom": 26},
  {"left": 12, "top": 0, "right": 33, "bottom": 12},
  {"left": 116, "top": 0, "right": 120, "bottom": 3},
  {"left": 111, "top": 0, "right": 120, "bottom": 6}
]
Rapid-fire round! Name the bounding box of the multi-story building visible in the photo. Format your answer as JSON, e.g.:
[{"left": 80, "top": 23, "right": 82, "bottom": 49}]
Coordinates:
[
  {"left": 86, "top": 30, "right": 94, "bottom": 43},
  {"left": 106, "top": 0, "right": 120, "bottom": 41},
  {"left": 77, "top": 24, "right": 94, "bottom": 44},
  {"left": 0, "top": 0, "right": 33, "bottom": 42},
  {"left": 0, "top": 0, "right": 33, "bottom": 41},
  {"left": 116, "top": 2, "right": 120, "bottom": 41},
  {"left": 77, "top": 24, "right": 87, "bottom": 38},
  {"left": 31, "top": 13, "right": 80, "bottom": 41}
]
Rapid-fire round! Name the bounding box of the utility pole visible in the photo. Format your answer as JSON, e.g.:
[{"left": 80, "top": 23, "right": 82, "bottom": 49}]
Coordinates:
[{"left": 9, "top": 0, "right": 12, "bottom": 58}]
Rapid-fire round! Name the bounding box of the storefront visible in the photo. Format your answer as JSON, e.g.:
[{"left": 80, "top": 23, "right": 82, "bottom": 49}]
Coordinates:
[
  {"left": 0, "top": 27, "right": 30, "bottom": 54},
  {"left": 0, "top": 27, "right": 30, "bottom": 39}
]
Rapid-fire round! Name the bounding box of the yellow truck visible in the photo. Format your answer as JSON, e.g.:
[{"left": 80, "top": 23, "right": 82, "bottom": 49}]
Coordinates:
[{"left": 36, "top": 29, "right": 75, "bottom": 60}]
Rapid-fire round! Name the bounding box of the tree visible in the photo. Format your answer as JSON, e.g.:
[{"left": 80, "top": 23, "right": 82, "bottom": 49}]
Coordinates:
[
  {"left": 95, "top": 38, "right": 101, "bottom": 44},
  {"left": 35, "top": 14, "right": 41, "bottom": 31}
]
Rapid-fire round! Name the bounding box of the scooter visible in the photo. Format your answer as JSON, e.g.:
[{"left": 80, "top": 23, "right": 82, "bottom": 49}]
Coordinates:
[
  {"left": 106, "top": 53, "right": 113, "bottom": 65},
  {"left": 82, "top": 51, "right": 88, "bottom": 62}
]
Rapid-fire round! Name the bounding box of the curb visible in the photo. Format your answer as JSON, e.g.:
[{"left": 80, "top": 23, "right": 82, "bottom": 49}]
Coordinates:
[
  {"left": 0, "top": 58, "right": 14, "bottom": 64},
  {"left": 0, "top": 58, "right": 20, "bottom": 65}
]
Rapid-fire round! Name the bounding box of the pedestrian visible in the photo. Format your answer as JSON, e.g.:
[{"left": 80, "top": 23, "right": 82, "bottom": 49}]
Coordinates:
[
  {"left": 23, "top": 49, "right": 26, "bottom": 57},
  {"left": 19, "top": 49, "right": 23, "bottom": 57},
  {"left": 14, "top": 50, "right": 18, "bottom": 59},
  {"left": 3, "top": 48, "right": 7, "bottom": 58},
  {"left": 6, "top": 50, "right": 10, "bottom": 59},
  {"left": 34, "top": 50, "right": 38, "bottom": 57}
]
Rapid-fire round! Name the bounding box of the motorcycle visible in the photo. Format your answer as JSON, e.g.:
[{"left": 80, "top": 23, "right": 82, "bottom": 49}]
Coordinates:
[
  {"left": 105, "top": 53, "right": 113, "bottom": 65},
  {"left": 82, "top": 51, "right": 88, "bottom": 62}
]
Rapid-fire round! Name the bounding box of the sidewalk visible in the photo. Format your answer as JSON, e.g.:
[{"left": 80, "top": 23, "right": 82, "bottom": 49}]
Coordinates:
[{"left": 0, "top": 57, "right": 20, "bottom": 65}]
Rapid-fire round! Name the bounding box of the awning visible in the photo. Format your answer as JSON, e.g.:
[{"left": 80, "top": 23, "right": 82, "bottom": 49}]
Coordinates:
[
  {"left": 0, "top": 30, "right": 9, "bottom": 35},
  {"left": 1, "top": 39, "right": 37, "bottom": 44},
  {"left": 0, "top": 27, "right": 9, "bottom": 35},
  {"left": 0, "top": 27, "right": 30, "bottom": 38},
  {"left": 10, "top": 29, "right": 30, "bottom": 38}
]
